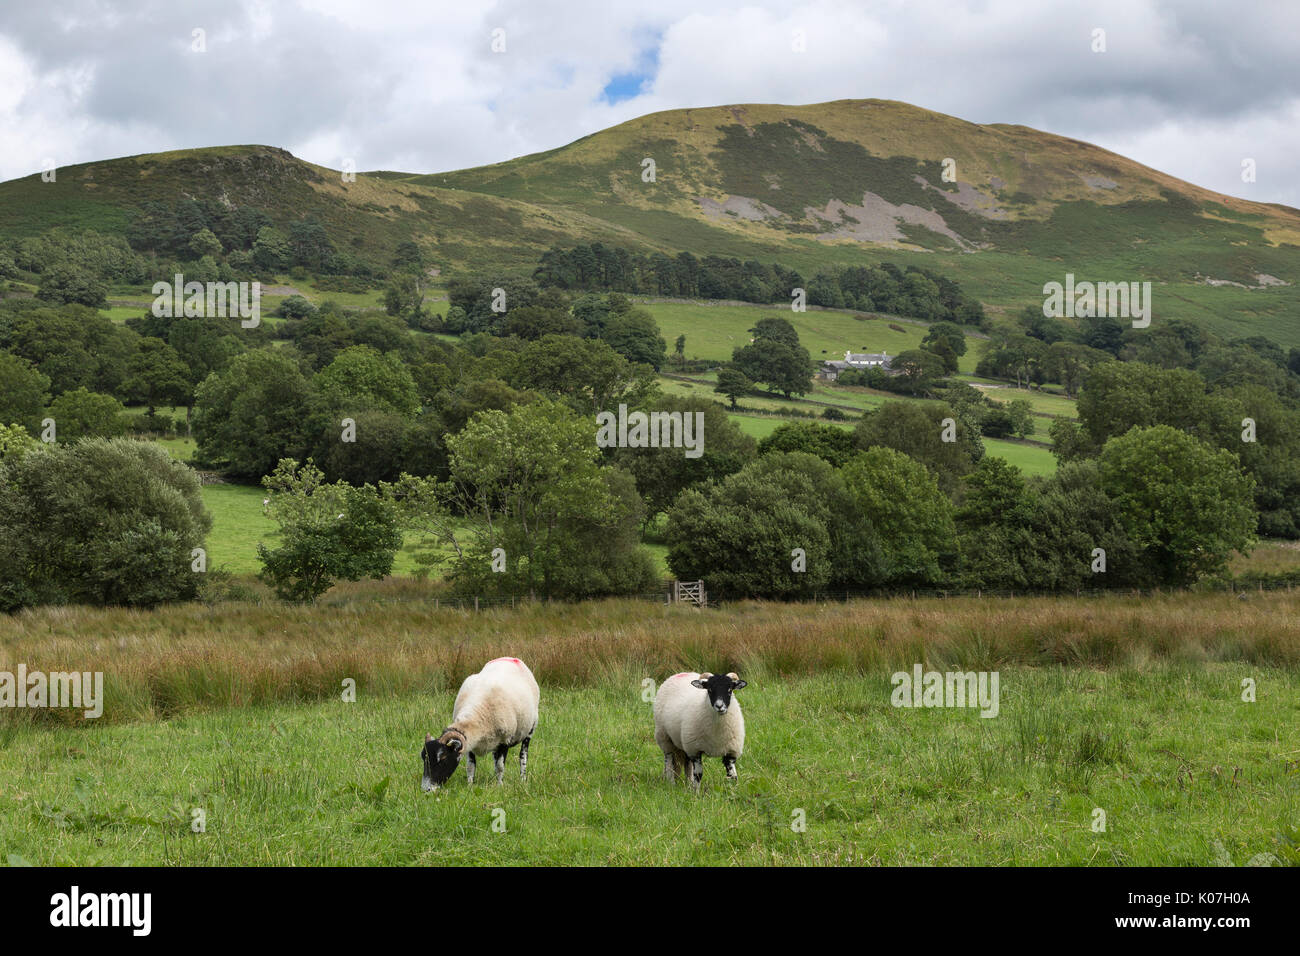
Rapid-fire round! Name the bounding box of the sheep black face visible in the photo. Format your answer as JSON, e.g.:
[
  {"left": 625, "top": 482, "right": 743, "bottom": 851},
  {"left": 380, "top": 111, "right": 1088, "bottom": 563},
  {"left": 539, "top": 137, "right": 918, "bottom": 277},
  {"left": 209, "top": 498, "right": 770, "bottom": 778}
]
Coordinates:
[
  {"left": 421, "top": 732, "right": 463, "bottom": 792},
  {"left": 691, "top": 672, "right": 747, "bottom": 715}
]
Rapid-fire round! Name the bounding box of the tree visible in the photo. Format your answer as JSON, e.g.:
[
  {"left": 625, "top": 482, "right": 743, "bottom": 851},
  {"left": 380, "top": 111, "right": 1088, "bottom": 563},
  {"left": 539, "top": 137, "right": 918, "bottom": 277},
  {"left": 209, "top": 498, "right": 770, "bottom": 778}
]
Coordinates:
[
  {"left": 731, "top": 337, "right": 813, "bottom": 399},
  {"left": 1098, "top": 425, "right": 1255, "bottom": 585},
  {"left": 312, "top": 408, "right": 408, "bottom": 486},
  {"left": 884, "top": 348, "right": 948, "bottom": 396},
  {"left": 1043, "top": 342, "right": 1110, "bottom": 397},
  {"left": 384, "top": 273, "right": 427, "bottom": 324},
  {"left": 393, "top": 241, "right": 424, "bottom": 270},
  {"left": 434, "top": 400, "right": 657, "bottom": 598},
  {"left": 713, "top": 368, "right": 753, "bottom": 409},
  {"left": 0, "top": 352, "right": 51, "bottom": 433},
  {"left": 47, "top": 388, "right": 127, "bottom": 441},
  {"left": 188, "top": 228, "right": 224, "bottom": 259},
  {"left": 921, "top": 321, "right": 967, "bottom": 372},
  {"left": 1076, "top": 362, "right": 1228, "bottom": 450},
  {"left": 674, "top": 334, "right": 686, "bottom": 365},
  {"left": 501, "top": 304, "right": 582, "bottom": 340},
  {"left": 279, "top": 294, "right": 317, "bottom": 319},
  {"left": 288, "top": 218, "right": 333, "bottom": 270},
  {"left": 613, "top": 396, "right": 755, "bottom": 522},
  {"left": 665, "top": 458, "right": 834, "bottom": 598},
  {"left": 757, "top": 421, "right": 857, "bottom": 467},
  {"left": 854, "top": 400, "right": 981, "bottom": 492},
  {"left": 1005, "top": 398, "right": 1035, "bottom": 439},
  {"left": 123, "top": 337, "right": 192, "bottom": 416},
  {"left": 602, "top": 308, "right": 667, "bottom": 369},
  {"left": 841, "top": 446, "right": 956, "bottom": 587},
  {"left": 315, "top": 345, "right": 420, "bottom": 417},
  {"left": 192, "top": 349, "right": 317, "bottom": 479},
  {"left": 507, "top": 334, "right": 656, "bottom": 416},
  {"left": 954, "top": 457, "right": 1041, "bottom": 590},
  {"left": 252, "top": 227, "right": 292, "bottom": 271},
  {"left": 36, "top": 265, "right": 107, "bottom": 308},
  {"left": 257, "top": 459, "right": 403, "bottom": 602},
  {"left": 0, "top": 439, "right": 211, "bottom": 610}
]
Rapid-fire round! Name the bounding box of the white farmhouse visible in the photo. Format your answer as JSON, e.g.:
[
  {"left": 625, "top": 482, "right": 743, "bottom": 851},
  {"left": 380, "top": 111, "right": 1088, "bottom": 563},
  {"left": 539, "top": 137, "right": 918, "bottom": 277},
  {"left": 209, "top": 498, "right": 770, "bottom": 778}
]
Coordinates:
[{"left": 820, "top": 349, "right": 892, "bottom": 381}]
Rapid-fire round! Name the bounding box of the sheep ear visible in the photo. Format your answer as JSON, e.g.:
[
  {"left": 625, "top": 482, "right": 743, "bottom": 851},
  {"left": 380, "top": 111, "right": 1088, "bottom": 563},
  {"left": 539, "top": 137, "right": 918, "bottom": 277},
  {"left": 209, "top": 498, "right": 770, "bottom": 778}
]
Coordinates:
[
  {"left": 732, "top": 679, "right": 747, "bottom": 691},
  {"left": 425, "top": 733, "right": 433, "bottom": 743},
  {"left": 690, "top": 679, "right": 706, "bottom": 689}
]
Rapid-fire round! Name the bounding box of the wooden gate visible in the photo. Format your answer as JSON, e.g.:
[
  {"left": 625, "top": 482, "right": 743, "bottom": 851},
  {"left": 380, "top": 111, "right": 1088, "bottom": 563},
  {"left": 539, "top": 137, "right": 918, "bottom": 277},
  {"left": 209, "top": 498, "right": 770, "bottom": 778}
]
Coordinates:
[{"left": 671, "top": 580, "right": 707, "bottom": 607}]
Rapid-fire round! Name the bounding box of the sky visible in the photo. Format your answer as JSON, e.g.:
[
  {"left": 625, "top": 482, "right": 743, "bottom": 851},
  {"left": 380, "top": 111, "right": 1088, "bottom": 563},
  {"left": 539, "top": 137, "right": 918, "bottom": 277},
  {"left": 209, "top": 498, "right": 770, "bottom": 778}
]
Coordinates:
[{"left": 1, "top": 0, "right": 1297, "bottom": 207}]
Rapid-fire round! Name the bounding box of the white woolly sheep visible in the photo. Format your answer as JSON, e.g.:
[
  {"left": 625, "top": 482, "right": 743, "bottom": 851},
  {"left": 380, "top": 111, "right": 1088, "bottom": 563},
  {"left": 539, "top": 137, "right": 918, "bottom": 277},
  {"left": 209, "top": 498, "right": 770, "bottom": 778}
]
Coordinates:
[
  {"left": 421, "top": 656, "right": 539, "bottom": 791},
  {"left": 653, "top": 671, "right": 747, "bottom": 790}
]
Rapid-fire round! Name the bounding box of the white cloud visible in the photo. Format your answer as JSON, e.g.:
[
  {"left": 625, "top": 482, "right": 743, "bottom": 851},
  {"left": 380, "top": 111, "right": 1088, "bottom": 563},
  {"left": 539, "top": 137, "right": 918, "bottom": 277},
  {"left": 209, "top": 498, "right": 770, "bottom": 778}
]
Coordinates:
[{"left": 0, "top": 0, "right": 1295, "bottom": 207}]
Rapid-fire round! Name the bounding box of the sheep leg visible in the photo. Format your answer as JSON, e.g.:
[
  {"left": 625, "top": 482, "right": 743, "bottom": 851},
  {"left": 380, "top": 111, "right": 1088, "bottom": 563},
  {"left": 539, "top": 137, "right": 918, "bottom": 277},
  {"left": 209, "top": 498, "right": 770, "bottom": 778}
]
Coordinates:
[
  {"left": 689, "top": 754, "right": 704, "bottom": 792},
  {"left": 662, "top": 752, "right": 676, "bottom": 781},
  {"left": 494, "top": 744, "right": 508, "bottom": 784},
  {"left": 466, "top": 753, "right": 476, "bottom": 786},
  {"left": 723, "top": 755, "right": 738, "bottom": 781},
  {"left": 519, "top": 736, "right": 530, "bottom": 779}
]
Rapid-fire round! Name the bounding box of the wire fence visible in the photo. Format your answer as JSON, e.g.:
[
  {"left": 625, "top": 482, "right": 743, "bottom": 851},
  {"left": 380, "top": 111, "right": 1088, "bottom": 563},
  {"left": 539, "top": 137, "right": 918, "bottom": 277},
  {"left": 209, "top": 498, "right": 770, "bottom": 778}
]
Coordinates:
[{"left": 409, "top": 574, "right": 1300, "bottom": 612}]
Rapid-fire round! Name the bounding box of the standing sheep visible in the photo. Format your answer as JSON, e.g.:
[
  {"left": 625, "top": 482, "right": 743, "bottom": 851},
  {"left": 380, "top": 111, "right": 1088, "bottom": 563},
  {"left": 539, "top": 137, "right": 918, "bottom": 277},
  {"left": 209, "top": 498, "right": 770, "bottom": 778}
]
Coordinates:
[
  {"left": 653, "top": 671, "right": 747, "bottom": 790},
  {"left": 421, "top": 656, "right": 539, "bottom": 792}
]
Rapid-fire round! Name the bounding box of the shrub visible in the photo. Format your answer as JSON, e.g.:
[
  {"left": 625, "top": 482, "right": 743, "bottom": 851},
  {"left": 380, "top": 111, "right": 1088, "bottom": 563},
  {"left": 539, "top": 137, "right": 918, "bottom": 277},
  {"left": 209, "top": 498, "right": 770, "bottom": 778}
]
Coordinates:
[
  {"left": 257, "top": 459, "right": 403, "bottom": 602},
  {"left": 0, "top": 438, "right": 211, "bottom": 610}
]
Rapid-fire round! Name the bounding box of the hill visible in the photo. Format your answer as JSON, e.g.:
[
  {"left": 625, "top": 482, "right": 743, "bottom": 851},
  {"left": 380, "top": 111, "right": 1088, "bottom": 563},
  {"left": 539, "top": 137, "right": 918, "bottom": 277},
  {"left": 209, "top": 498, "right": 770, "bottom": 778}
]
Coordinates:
[{"left": 3, "top": 98, "right": 1299, "bottom": 343}]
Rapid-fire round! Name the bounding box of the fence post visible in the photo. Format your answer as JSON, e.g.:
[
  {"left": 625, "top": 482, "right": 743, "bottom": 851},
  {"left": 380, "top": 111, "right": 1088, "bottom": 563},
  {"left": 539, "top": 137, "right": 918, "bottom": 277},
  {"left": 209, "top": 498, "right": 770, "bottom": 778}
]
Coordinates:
[{"left": 474, "top": 597, "right": 479, "bottom": 612}]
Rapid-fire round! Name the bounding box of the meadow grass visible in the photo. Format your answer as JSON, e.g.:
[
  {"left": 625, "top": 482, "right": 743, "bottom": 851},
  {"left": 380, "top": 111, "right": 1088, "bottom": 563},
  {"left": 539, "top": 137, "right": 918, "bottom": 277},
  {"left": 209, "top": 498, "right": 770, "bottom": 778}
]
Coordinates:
[
  {"left": 983, "top": 438, "right": 1057, "bottom": 476},
  {"left": 3, "top": 588, "right": 1298, "bottom": 726},
  {"left": 0, "top": 656, "right": 1295, "bottom": 865},
  {"left": 199, "top": 484, "right": 273, "bottom": 575},
  {"left": 2, "top": 590, "right": 1297, "bottom": 865}
]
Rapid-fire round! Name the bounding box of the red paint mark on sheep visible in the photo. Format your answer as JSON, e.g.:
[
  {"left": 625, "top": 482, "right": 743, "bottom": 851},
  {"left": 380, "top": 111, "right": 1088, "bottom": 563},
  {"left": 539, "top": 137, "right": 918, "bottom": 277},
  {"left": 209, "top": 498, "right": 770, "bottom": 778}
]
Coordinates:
[{"left": 488, "top": 657, "right": 523, "bottom": 666}]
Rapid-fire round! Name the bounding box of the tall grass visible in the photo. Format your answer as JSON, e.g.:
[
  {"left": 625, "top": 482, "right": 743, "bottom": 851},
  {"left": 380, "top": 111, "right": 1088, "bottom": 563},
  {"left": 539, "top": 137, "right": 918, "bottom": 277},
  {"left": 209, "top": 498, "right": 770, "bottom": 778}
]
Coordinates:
[{"left": 3, "top": 585, "right": 1298, "bottom": 725}]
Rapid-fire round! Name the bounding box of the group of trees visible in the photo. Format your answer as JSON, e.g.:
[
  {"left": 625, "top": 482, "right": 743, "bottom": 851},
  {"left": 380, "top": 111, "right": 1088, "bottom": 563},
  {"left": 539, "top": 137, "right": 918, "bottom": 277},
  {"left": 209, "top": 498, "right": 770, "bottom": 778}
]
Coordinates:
[
  {"left": 533, "top": 243, "right": 986, "bottom": 325},
  {"left": 978, "top": 308, "right": 1300, "bottom": 402},
  {"left": 126, "top": 200, "right": 373, "bottom": 278},
  {"left": 664, "top": 407, "right": 1257, "bottom": 598},
  {"left": 1053, "top": 360, "right": 1300, "bottom": 538}
]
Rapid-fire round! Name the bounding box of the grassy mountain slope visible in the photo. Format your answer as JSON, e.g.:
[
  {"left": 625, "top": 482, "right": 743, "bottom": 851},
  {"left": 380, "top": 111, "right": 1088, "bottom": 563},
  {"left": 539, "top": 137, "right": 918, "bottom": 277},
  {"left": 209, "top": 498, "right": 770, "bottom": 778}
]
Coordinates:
[{"left": 3, "top": 99, "right": 1299, "bottom": 343}]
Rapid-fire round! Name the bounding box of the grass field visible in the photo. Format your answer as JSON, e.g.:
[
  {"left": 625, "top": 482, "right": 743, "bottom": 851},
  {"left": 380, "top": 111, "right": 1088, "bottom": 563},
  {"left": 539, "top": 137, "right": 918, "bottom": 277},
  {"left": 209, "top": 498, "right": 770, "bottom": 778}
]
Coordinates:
[
  {"left": 642, "top": 300, "right": 981, "bottom": 373},
  {"left": 1, "top": 592, "right": 1297, "bottom": 865},
  {"left": 197, "top": 482, "right": 442, "bottom": 578}
]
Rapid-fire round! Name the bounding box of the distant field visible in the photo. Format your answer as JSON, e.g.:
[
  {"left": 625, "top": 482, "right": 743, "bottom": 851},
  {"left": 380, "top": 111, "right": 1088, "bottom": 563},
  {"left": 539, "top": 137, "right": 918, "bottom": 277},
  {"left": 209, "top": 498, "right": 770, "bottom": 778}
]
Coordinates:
[
  {"left": 983, "top": 438, "right": 1057, "bottom": 476},
  {"left": 641, "top": 300, "right": 981, "bottom": 374},
  {"left": 200, "top": 483, "right": 273, "bottom": 575}
]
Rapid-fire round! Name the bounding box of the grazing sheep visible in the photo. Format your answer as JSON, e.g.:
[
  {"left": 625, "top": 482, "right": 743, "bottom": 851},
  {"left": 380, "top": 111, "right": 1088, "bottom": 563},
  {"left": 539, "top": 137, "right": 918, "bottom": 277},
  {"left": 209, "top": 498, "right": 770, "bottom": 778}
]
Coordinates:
[
  {"left": 421, "top": 656, "right": 539, "bottom": 792},
  {"left": 653, "top": 671, "right": 747, "bottom": 790}
]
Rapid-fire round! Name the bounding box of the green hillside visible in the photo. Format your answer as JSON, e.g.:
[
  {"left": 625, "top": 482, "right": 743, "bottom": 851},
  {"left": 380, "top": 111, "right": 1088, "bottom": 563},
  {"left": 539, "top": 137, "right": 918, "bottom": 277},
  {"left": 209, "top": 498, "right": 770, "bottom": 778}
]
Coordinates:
[{"left": 3, "top": 99, "right": 1299, "bottom": 344}]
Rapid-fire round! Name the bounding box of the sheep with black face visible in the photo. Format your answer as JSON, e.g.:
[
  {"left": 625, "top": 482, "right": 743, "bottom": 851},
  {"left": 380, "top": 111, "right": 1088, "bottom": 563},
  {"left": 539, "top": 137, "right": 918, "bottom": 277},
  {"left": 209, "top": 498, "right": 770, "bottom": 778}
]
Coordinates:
[
  {"left": 652, "top": 671, "right": 747, "bottom": 790},
  {"left": 421, "top": 657, "right": 539, "bottom": 792}
]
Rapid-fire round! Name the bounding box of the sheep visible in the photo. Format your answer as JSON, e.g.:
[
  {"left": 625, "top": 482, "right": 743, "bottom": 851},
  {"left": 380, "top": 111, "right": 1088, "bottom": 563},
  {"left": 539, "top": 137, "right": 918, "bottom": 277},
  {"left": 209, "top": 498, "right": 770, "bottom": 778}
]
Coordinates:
[
  {"left": 653, "top": 671, "right": 747, "bottom": 790},
  {"left": 421, "top": 656, "right": 539, "bottom": 792}
]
